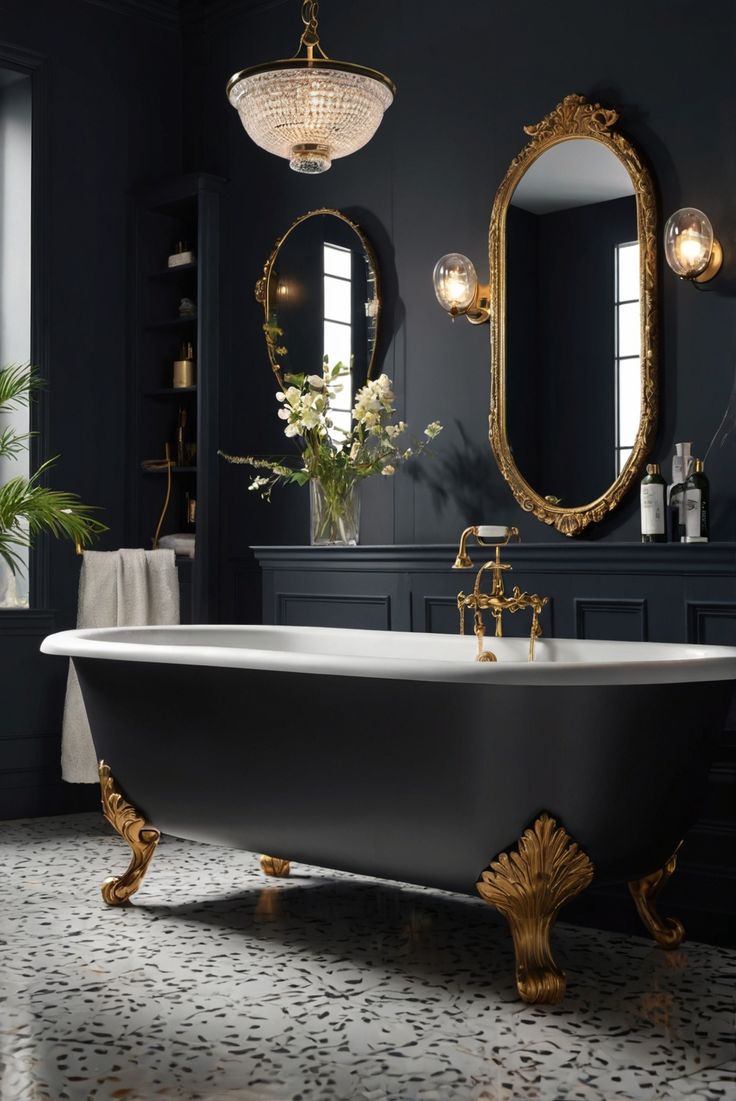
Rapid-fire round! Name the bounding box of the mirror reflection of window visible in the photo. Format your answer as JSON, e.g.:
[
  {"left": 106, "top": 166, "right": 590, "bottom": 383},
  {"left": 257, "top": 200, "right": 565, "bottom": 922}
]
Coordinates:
[
  {"left": 323, "top": 242, "right": 352, "bottom": 442},
  {"left": 614, "top": 241, "right": 640, "bottom": 476}
]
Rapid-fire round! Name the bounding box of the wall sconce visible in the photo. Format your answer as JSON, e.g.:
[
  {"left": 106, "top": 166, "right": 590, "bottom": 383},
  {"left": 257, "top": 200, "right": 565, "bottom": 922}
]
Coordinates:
[
  {"left": 663, "top": 207, "right": 722, "bottom": 283},
  {"left": 432, "top": 253, "right": 490, "bottom": 324}
]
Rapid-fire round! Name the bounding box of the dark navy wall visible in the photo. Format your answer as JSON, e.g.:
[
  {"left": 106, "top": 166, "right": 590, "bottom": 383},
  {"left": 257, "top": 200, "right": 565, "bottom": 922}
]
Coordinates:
[
  {"left": 0, "top": 0, "right": 182, "bottom": 818},
  {"left": 182, "top": 0, "right": 736, "bottom": 597}
]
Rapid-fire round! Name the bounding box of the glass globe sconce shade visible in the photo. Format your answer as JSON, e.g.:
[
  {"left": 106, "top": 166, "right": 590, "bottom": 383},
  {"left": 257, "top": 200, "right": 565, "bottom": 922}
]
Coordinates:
[
  {"left": 226, "top": 1, "right": 395, "bottom": 175},
  {"left": 433, "top": 253, "right": 490, "bottom": 324},
  {"left": 664, "top": 207, "right": 722, "bottom": 283}
]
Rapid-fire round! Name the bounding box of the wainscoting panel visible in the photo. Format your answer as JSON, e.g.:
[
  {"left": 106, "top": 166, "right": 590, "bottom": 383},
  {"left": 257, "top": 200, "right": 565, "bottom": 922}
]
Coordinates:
[
  {"left": 420, "top": 596, "right": 458, "bottom": 635},
  {"left": 687, "top": 601, "right": 736, "bottom": 646},
  {"left": 575, "top": 598, "right": 648, "bottom": 641},
  {"left": 253, "top": 543, "right": 736, "bottom": 944},
  {"left": 277, "top": 592, "right": 391, "bottom": 631}
]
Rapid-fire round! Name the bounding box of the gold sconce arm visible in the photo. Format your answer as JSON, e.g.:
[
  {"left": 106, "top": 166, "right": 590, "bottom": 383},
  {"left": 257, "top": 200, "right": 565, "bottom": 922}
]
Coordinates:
[{"left": 466, "top": 282, "right": 491, "bottom": 325}]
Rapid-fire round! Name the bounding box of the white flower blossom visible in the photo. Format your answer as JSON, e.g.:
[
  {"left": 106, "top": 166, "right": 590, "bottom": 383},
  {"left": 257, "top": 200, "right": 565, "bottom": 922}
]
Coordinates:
[
  {"left": 248, "top": 476, "right": 270, "bottom": 492},
  {"left": 424, "top": 421, "right": 443, "bottom": 439},
  {"left": 381, "top": 464, "right": 395, "bottom": 476},
  {"left": 306, "top": 374, "right": 325, "bottom": 390}
]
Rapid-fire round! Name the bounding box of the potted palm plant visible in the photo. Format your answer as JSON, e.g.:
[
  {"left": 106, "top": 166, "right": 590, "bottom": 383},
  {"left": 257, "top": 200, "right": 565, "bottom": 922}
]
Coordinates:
[{"left": 0, "top": 364, "right": 105, "bottom": 604}]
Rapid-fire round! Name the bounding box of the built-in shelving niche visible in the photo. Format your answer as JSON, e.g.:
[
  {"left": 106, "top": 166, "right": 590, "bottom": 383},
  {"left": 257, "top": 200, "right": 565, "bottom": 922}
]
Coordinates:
[{"left": 128, "top": 173, "right": 224, "bottom": 623}]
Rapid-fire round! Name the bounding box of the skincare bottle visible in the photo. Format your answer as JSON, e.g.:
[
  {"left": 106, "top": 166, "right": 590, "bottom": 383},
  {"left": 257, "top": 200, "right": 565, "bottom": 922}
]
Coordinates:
[
  {"left": 668, "top": 446, "right": 694, "bottom": 540},
  {"left": 669, "top": 442, "right": 692, "bottom": 502},
  {"left": 640, "top": 463, "right": 666, "bottom": 543},
  {"left": 683, "top": 459, "right": 709, "bottom": 542},
  {"left": 173, "top": 341, "right": 196, "bottom": 389}
]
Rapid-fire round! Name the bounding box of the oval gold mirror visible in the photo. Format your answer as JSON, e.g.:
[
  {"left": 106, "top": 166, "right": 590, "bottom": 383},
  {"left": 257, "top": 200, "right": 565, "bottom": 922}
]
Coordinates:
[
  {"left": 255, "top": 209, "right": 381, "bottom": 405},
  {"left": 489, "top": 95, "right": 657, "bottom": 536}
]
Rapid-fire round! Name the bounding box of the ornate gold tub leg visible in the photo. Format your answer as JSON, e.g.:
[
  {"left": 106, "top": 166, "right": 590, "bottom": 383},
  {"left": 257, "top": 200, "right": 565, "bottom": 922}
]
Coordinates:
[
  {"left": 628, "top": 845, "right": 685, "bottom": 949},
  {"left": 99, "top": 761, "right": 160, "bottom": 906},
  {"left": 477, "top": 813, "right": 594, "bottom": 1004},
  {"left": 260, "top": 855, "right": 291, "bottom": 877}
]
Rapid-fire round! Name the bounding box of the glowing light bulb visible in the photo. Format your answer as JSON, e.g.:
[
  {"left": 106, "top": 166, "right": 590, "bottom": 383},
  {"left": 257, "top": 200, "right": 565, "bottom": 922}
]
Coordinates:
[
  {"left": 433, "top": 253, "right": 478, "bottom": 314},
  {"left": 664, "top": 208, "right": 717, "bottom": 279}
]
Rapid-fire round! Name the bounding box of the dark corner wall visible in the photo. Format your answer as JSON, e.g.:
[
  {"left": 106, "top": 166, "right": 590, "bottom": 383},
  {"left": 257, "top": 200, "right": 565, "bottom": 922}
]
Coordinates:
[
  {"left": 0, "top": 0, "right": 182, "bottom": 817},
  {"left": 179, "top": 0, "right": 736, "bottom": 617}
]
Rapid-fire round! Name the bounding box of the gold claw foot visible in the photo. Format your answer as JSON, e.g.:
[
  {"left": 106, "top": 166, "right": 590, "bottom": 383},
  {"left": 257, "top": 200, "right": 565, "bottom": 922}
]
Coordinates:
[
  {"left": 628, "top": 846, "right": 685, "bottom": 949},
  {"left": 99, "top": 761, "right": 160, "bottom": 906},
  {"left": 260, "top": 855, "right": 291, "bottom": 877},
  {"left": 477, "top": 813, "right": 594, "bottom": 1004}
]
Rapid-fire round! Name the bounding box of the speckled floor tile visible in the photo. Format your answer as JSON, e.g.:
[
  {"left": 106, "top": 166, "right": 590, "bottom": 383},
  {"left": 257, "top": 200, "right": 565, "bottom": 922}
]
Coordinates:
[{"left": 1, "top": 813, "right": 734, "bottom": 1101}]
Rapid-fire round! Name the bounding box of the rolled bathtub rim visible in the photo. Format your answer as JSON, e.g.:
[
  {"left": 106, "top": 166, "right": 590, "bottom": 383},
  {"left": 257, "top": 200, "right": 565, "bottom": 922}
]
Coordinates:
[{"left": 40, "top": 623, "right": 736, "bottom": 687}]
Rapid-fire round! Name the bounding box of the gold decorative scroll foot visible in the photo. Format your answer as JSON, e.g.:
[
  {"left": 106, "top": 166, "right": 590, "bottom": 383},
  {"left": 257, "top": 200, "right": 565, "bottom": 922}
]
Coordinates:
[
  {"left": 628, "top": 846, "right": 685, "bottom": 949},
  {"left": 260, "top": 855, "right": 291, "bottom": 877},
  {"left": 99, "top": 761, "right": 160, "bottom": 906},
  {"left": 477, "top": 813, "right": 594, "bottom": 1004}
]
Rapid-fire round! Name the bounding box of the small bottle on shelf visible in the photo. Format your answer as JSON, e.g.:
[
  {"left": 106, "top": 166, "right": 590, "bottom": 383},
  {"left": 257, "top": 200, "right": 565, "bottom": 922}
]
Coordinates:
[
  {"left": 640, "top": 463, "right": 666, "bottom": 543},
  {"left": 683, "top": 459, "right": 709, "bottom": 542},
  {"left": 173, "top": 341, "right": 196, "bottom": 389}
]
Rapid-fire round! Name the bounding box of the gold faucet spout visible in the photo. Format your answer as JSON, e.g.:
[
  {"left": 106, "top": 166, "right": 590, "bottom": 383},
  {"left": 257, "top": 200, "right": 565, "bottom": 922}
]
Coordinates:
[
  {"left": 453, "top": 526, "right": 477, "bottom": 570},
  {"left": 452, "top": 526, "right": 548, "bottom": 662}
]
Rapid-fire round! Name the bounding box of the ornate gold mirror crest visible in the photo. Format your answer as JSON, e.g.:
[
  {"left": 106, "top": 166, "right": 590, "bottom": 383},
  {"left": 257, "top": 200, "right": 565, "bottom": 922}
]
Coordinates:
[
  {"left": 255, "top": 207, "right": 381, "bottom": 386},
  {"left": 489, "top": 95, "right": 658, "bottom": 536}
]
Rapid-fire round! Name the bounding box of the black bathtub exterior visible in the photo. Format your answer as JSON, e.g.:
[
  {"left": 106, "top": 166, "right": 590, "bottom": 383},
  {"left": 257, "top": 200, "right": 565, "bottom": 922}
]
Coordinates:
[{"left": 74, "top": 656, "right": 732, "bottom": 894}]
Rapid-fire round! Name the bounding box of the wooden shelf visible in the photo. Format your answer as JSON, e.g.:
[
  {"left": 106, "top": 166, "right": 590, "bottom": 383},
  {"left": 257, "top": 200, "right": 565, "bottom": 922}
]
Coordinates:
[
  {"left": 144, "top": 387, "right": 197, "bottom": 396},
  {"left": 145, "top": 315, "right": 198, "bottom": 330},
  {"left": 148, "top": 262, "right": 197, "bottom": 278},
  {"left": 141, "top": 465, "right": 197, "bottom": 474}
]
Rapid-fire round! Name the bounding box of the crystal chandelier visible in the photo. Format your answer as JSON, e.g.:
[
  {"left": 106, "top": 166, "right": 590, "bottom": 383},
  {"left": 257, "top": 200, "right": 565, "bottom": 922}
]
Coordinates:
[{"left": 226, "top": 1, "right": 396, "bottom": 175}]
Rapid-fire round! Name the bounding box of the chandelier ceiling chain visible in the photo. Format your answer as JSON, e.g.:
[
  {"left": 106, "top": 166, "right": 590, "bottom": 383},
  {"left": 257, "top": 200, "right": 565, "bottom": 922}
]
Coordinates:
[
  {"left": 226, "top": 0, "right": 395, "bottom": 175},
  {"left": 300, "top": 1, "right": 321, "bottom": 48}
]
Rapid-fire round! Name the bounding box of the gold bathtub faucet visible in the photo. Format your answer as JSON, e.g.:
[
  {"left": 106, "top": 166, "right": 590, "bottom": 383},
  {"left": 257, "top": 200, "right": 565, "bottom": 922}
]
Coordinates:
[{"left": 453, "top": 526, "right": 549, "bottom": 662}]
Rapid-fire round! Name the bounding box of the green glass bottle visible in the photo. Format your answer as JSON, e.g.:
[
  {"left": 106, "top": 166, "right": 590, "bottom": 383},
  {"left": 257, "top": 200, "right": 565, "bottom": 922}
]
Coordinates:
[
  {"left": 640, "top": 463, "right": 666, "bottom": 543},
  {"left": 684, "top": 458, "right": 709, "bottom": 542}
]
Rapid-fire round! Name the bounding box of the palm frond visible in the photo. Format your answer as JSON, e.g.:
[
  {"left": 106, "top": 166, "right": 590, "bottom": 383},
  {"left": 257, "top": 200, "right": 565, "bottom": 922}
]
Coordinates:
[
  {"left": 0, "top": 457, "right": 107, "bottom": 575},
  {"left": 0, "top": 364, "right": 41, "bottom": 411},
  {"left": 0, "top": 427, "right": 34, "bottom": 461}
]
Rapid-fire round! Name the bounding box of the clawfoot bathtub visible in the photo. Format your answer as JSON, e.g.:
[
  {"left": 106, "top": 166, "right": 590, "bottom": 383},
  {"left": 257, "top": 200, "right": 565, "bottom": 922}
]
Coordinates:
[{"left": 42, "top": 625, "right": 736, "bottom": 1004}]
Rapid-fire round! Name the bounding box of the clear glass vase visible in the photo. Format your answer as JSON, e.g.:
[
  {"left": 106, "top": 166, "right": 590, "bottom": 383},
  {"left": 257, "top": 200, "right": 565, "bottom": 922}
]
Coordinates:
[{"left": 309, "top": 478, "right": 360, "bottom": 546}]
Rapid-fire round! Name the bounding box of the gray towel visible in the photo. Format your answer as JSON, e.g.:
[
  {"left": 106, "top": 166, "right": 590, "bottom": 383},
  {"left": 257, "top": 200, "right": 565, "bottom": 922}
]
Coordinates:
[{"left": 61, "top": 549, "right": 180, "bottom": 783}]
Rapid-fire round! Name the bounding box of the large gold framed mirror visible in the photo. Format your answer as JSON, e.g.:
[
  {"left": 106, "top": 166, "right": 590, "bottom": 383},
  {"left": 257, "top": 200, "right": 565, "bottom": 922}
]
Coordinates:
[
  {"left": 489, "top": 95, "right": 657, "bottom": 536},
  {"left": 255, "top": 209, "right": 381, "bottom": 405}
]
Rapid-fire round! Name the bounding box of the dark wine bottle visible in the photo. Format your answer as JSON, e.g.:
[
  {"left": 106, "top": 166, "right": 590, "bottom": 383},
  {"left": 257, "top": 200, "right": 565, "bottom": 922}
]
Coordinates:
[
  {"left": 683, "top": 458, "right": 709, "bottom": 542},
  {"left": 640, "top": 463, "right": 666, "bottom": 543}
]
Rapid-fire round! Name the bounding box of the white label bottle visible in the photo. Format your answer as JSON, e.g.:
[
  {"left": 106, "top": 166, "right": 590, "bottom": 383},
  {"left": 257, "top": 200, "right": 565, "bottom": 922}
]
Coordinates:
[{"left": 641, "top": 463, "right": 666, "bottom": 543}]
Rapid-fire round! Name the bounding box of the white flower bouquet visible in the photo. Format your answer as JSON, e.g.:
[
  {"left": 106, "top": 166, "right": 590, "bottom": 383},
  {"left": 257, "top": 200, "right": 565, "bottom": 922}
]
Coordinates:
[{"left": 220, "top": 362, "right": 442, "bottom": 544}]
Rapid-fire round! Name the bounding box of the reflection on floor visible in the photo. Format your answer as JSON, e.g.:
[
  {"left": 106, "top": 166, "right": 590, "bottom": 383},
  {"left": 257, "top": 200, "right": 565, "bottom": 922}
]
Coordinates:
[{"left": 1, "top": 814, "right": 734, "bottom": 1101}]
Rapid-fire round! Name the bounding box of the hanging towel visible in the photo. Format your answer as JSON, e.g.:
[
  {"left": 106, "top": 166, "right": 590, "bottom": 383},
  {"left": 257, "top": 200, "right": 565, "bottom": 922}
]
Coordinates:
[{"left": 61, "top": 549, "right": 180, "bottom": 783}]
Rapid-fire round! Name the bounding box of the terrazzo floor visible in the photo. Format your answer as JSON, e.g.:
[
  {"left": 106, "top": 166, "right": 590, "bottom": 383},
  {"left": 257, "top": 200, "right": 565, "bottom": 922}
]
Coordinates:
[{"left": 1, "top": 814, "right": 734, "bottom": 1101}]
